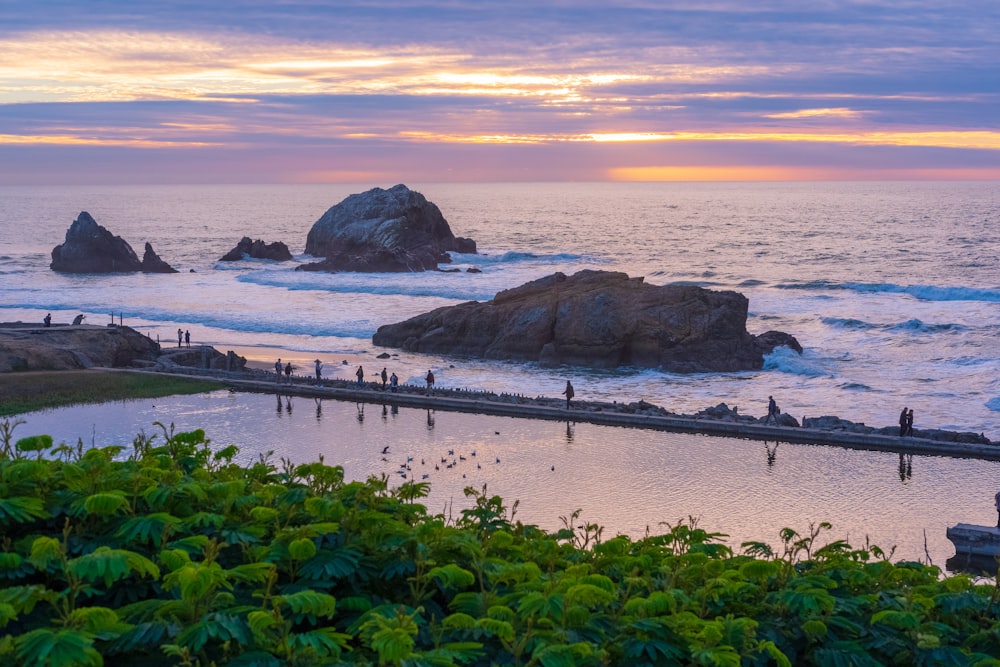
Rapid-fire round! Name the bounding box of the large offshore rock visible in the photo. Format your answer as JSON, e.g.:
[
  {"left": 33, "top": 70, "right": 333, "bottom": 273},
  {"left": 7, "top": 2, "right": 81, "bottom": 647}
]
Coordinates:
[
  {"left": 50, "top": 212, "right": 176, "bottom": 273},
  {"left": 372, "top": 269, "right": 802, "bottom": 372},
  {"left": 300, "top": 184, "right": 476, "bottom": 272},
  {"left": 220, "top": 237, "right": 293, "bottom": 262}
]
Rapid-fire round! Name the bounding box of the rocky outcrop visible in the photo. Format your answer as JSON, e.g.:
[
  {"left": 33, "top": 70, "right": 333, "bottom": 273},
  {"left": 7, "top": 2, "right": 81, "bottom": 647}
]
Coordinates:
[
  {"left": 299, "top": 184, "right": 477, "bottom": 272},
  {"left": 220, "top": 237, "right": 293, "bottom": 262},
  {"left": 141, "top": 243, "right": 178, "bottom": 273},
  {"left": 50, "top": 212, "right": 176, "bottom": 273},
  {"left": 0, "top": 323, "right": 161, "bottom": 372},
  {"left": 0, "top": 323, "right": 246, "bottom": 373},
  {"left": 372, "top": 270, "right": 802, "bottom": 372},
  {"left": 154, "top": 346, "right": 247, "bottom": 372}
]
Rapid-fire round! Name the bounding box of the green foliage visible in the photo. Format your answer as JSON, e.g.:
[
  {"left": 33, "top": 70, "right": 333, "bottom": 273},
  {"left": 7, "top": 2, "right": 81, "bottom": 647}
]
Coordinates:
[{"left": 1, "top": 420, "right": 999, "bottom": 666}]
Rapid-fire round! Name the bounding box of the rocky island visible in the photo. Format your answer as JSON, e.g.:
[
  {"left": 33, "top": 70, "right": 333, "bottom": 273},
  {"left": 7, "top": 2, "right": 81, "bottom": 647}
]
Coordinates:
[
  {"left": 298, "top": 184, "right": 477, "bottom": 272},
  {"left": 220, "top": 237, "right": 293, "bottom": 262},
  {"left": 373, "top": 269, "right": 801, "bottom": 372},
  {"left": 50, "top": 211, "right": 177, "bottom": 273}
]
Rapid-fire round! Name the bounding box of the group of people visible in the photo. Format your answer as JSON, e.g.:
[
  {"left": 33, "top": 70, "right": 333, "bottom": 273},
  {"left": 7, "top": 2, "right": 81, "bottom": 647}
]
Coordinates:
[
  {"left": 176, "top": 328, "right": 191, "bottom": 347},
  {"left": 898, "top": 406, "right": 915, "bottom": 436},
  {"left": 274, "top": 358, "right": 293, "bottom": 382}
]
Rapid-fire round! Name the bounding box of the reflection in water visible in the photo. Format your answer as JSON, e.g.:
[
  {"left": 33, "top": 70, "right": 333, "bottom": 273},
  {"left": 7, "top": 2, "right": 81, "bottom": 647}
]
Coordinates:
[
  {"left": 314, "top": 398, "right": 322, "bottom": 422},
  {"left": 276, "top": 393, "right": 283, "bottom": 416},
  {"left": 426, "top": 409, "right": 435, "bottom": 430},
  {"left": 356, "top": 403, "right": 365, "bottom": 423},
  {"left": 285, "top": 397, "right": 292, "bottom": 415},
  {"left": 765, "top": 441, "right": 779, "bottom": 468},
  {"left": 16, "top": 391, "right": 1000, "bottom": 569},
  {"left": 565, "top": 421, "right": 575, "bottom": 443},
  {"left": 898, "top": 453, "right": 913, "bottom": 481},
  {"left": 391, "top": 404, "right": 398, "bottom": 416},
  {"left": 382, "top": 404, "right": 388, "bottom": 421}
]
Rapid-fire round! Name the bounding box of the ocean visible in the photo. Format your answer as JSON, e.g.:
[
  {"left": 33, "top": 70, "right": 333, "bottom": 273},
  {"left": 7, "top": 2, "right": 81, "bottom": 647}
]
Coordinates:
[
  {"left": 3, "top": 181, "right": 1000, "bottom": 566},
  {"left": 3, "top": 181, "right": 999, "bottom": 435}
]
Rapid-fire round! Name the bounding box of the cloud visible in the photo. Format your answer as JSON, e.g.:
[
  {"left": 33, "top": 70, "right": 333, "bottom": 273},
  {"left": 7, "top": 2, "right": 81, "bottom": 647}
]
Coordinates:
[{"left": 0, "top": 1, "right": 997, "bottom": 182}]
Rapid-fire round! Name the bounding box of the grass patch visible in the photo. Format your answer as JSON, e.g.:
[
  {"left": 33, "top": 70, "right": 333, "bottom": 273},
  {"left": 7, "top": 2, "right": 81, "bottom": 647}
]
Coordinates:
[{"left": 0, "top": 369, "right": 224, "bottom": 416}]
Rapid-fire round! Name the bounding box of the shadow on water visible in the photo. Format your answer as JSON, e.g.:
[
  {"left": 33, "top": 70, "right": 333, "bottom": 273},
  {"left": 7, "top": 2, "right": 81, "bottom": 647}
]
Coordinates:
[{"left": 946, "top": 552, "right": 1000, "bottom": 578}]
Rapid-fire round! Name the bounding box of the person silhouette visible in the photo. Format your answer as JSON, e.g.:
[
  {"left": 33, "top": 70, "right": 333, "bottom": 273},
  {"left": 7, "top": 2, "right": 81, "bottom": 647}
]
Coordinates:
[
  {"left": 765, "top": 396, "right": 779, "bottom": 425},
  {"left": 563, "top": 380, "right": 575, "bottom": 409},
  {"left": 899, "top": 406, "right": 909, "bottom": 437},
  {"left": 381, "top": 367, "right": 388, "bottom": 389},
  {"left": 356, "top": 365, "right": 365, "bottom": 387}
]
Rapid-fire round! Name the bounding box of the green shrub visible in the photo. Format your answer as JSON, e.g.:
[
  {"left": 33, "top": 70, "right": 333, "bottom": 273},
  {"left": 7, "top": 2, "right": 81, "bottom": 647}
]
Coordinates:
[{"left": 1, "top": 418, "right": 999, "bottom": 666}]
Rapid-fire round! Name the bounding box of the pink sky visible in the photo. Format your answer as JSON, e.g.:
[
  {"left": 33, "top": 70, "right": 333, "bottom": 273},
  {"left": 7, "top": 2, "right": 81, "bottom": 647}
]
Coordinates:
[{"left": 1, "top": 1, "right": 998, "bottom": 184}]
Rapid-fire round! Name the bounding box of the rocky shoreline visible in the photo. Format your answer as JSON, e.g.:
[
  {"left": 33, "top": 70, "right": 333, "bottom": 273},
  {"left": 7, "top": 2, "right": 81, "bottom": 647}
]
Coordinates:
[
  {"left": 0, "top": 322, "right": 246, "bottom": 373},
  {"left": 2, "top": 321, "right": 993, "bottom": 451}
]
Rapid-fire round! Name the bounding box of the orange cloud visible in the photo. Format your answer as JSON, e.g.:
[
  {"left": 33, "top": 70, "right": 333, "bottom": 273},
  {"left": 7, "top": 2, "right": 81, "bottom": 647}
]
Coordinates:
[{"left": 608, "top": 166, "right": 1000, "bottom": 181}]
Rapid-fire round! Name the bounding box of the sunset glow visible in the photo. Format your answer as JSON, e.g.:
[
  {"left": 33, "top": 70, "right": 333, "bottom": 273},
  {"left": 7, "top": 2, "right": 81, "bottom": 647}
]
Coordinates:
[{"left": 0, "top": 2, "right": 996, "bottom": 183}]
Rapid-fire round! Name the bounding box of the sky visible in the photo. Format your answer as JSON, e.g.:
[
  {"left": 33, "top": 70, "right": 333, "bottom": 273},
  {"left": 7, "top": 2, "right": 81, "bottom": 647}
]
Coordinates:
[{"left": 1, "top": 1, "right": 998, "bottom": 184}]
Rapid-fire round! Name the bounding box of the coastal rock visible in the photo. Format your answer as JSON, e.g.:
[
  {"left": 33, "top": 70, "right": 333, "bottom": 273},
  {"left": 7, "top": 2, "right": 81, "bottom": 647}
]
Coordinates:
[
  {"left": 0, "top": 323, "right": 161, "bottom": 372},
  {"left": 372, "top": 269, "right": 802, "bottom": 372},
  {"left": 0, "top": 322, "right": 247, "bottom": 373},
  {"left": 155, "top": 346, "right": 247, "bottom": 372},
  {"left": 220, "top": 237, "right": 293, "bottom": 262},
  {"left": 140, "top": 242, "right": 178, "bottom": 273},
  {"left": 299, "top": 184, "right": 477, "bottom": 272},
  {"left": 50, "top": 211, "right": 176, "bottom": 274}
]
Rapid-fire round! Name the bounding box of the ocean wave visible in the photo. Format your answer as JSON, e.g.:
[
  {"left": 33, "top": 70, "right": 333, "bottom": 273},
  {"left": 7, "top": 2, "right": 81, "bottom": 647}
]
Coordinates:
[
  {"left": 837, "top": 382, "right": 874, "bottom": 391},
  {"left": 236, "top": 270, "right": 497, "bottom": 302},
  {"left": 821, "top": 317, "right": 874, "bottom": 330},
  {"left": 776, "top": 280, "right": 1000, "bottom": 302},
  {"left": 459, "top": 250, "right": 586, "bottom": 265},
  {"left": 888, "top": 319, "right": 965, "bottom": 333},
  {"left": 762, "top": 346, "right": 830, "bottom": 377}
]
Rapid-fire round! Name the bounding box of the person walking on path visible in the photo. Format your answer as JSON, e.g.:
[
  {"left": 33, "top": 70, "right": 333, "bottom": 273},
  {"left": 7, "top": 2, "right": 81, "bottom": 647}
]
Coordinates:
[
  {"left": 184, "top": 330, "right": 191, "bottom": 347},
  {"left": 425, "top": 369, "right": 435, "bottom": 395},
  {"left": 356, "top": 365, "right": 365, "bottom": 387},
  {"left": 899, "top": 407, "right": 909, "bottom": 437},
  {"left": 765, "top": 396, "right": 779, "bottom": 425},
  {"left": 380, "top": 367, "right": 388, "bottom": 390},
  {"left": 275, "top": 358, "right": 283, "bottom": 383},
  {"left": 314, "top": 359, "right": 323, "bottom": 381},
  {"left": 563, "top": 380, "right": 575, "bottom": 409},
  {"left": 284, "top": 361, "right": 293, "bottom": 382},
  {"left": 390, "top": 372, "right": 399, "bottom": 393},
  {"left": 905, "top": 409, "right": 914, "bottom": 436}
]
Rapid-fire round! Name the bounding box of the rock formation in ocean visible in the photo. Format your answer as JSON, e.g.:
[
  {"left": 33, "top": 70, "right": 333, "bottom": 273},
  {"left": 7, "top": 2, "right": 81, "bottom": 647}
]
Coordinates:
[
  {"left": 140, "top": 242, "right": 179, "bottom": 273},
  {"left": 50, "top": 211, "right": 176, "bottom": 273},
  {"left": 219, "top": 237, "right": 293, "bottom": 262},
  {"left": 299, "top": 184, "right": 477, "bottom": 272},
  {"left": 372, "top": 269, "right": 802, "bottom": 372}
]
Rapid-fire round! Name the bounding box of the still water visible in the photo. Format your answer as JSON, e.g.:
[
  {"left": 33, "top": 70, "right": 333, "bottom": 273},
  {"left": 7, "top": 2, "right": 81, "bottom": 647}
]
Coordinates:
[{"left": 12, "top": 389, "right": 1000, "bottom": 571}]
